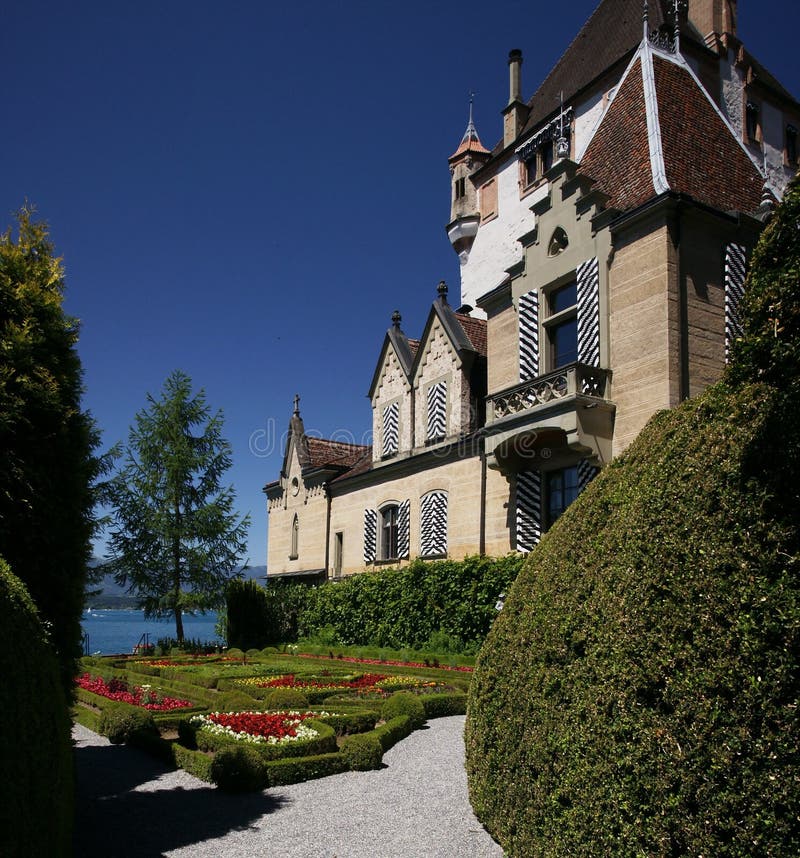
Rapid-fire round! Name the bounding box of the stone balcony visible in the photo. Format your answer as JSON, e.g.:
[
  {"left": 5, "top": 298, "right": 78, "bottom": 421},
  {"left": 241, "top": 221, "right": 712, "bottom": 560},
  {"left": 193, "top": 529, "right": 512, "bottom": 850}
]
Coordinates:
[{"left": 483, "top": 363, "right": 615, "bottom": 472}]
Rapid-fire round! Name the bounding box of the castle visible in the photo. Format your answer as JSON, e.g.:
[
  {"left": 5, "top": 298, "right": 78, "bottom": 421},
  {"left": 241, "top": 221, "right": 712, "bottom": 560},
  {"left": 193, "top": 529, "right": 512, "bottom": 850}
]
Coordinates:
[{"left": 265, "top": 0, "right": 798, "bottom": 581}]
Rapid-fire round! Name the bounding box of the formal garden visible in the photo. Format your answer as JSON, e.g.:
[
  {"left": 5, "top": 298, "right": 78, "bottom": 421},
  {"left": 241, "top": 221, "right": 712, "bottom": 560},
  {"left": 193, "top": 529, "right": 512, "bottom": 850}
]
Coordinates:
[{"left": 71, "top": 646, "right": 472, "bottom": 792}]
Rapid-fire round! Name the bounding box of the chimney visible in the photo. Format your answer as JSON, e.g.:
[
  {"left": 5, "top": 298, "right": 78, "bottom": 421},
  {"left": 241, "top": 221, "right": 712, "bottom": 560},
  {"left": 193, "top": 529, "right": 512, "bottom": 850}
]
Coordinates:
[
  {"left": 503, "top": 49, "right": 528, "bottom": 148},
  {"left": 688, "top": 0, "right": 737, "bottom": 42}
]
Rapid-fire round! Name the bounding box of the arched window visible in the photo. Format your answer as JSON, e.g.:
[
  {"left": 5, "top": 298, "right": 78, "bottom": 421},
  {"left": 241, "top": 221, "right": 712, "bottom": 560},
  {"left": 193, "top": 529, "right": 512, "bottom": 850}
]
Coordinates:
[
  {"left": 290, "top": 513, "right": 299, "bottom": 560},
  {"left": 380, "top": 505, "right": 398, "bottom": 560}
]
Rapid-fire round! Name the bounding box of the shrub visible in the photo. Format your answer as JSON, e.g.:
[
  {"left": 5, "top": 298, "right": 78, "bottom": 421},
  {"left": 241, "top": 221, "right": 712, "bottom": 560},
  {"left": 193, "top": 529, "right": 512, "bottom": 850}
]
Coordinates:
[
  {"left": 341, "top": 733, "right": 383, "bottom": 771},
  {"left": 381, "top": 692, "right": 425, "bottom": 729},
  {"left": 99, "top": 703, "right": 159, "bottom": 745},
  {"left": 261, "top": 687, "right": 309, "bottom": 710},
  {"left": 245, "top": 648, "right": 262, "bottom": 659},
  {"left": 419, "top": 692, "right": 467, "bottom": 718},
  {"left": 210, "top": 744, "right": 268, "bottom": 792},
  {"left": 374, "top": 715, "right": 413, "bottom": 752},
  {"left": 0, "top": 559, "right": 73, "bottom": 857},
  {"left": 467, "top": 389, "right": 800, "bottom": 847},
  {"left": 225, "top": 647, "right": 244, "bottom": 659},
  {"left": 214, "top": 691, "right": 257, "bottom": 712}
]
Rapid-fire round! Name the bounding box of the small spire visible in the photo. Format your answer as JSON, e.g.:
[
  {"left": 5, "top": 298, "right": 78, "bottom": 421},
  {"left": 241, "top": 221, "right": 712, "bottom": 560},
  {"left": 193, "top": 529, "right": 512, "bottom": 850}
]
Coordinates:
[
  {"left": 391, "top": 309, "right": 402, "bottom": 328},
  {"left": 293, "top": 394, "right": 300, "bottom": 417},
  {"left": 673, "top": 0, "right": 682, "bottom": 53},
  {"left": 643, "top": 0, "right": 649, "bottom": 40},
  {"left": 437, "top": 280, "right": 449, "bottom": 302},
  {"left": 556, "top": 90, "right": 570, "bottom": 160}
]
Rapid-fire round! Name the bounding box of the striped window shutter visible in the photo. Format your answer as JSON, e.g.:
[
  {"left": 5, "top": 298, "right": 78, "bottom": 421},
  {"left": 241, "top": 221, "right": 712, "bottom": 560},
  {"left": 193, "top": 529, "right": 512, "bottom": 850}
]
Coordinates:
[
  {"left": 426, "top": 381, "right": 447, "bottom": 441},
  {"left": 577, "top": 257, "right": 600, "bottom": 369},
  {"left": 420, "top": 491, "right": 448, "bottom": 556},
  {"left": 516, "top": 471, "right": 541, "bottom": 553},
  {"left": 577, "top": 459, "right": 599, "bottom": 495},
  {"left": 397, "top": 499, "right": 410, "bottom": 559},
  {"left": 363, "top": 509, "right": 377, "bottom": 564},
  {"left": 519, "top": 290, "right": 539, "bottom": 381},
  {"left": 382, "top": 402, "right": 399, "bottom": 457},
  {"left": 725, "top": 243, "right": 747, "bottom": 363}
]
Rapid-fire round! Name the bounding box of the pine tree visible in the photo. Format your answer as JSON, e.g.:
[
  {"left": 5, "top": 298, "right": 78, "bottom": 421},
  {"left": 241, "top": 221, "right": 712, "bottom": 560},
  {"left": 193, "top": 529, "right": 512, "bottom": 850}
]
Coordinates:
[
  {"left": 0, "top": 206, "right": 100, "bottom": 691},
  {"left": 106, "top": 370, "right": 250, "bottom": 642}
]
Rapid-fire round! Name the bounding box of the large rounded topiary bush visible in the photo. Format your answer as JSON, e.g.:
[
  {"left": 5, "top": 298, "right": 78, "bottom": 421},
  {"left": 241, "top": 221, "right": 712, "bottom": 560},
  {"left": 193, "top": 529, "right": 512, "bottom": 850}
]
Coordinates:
[
  {"left": 0, "top": 558, "right": 73, "bottom": 857},
  {"left": 466, "top": 178, "right": 800, "bottom": 858}
]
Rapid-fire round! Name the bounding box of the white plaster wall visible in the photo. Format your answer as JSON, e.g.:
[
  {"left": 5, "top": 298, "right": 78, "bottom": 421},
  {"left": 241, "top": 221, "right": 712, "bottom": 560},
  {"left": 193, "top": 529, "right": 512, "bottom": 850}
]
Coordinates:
[
  {"left": 720, "top": 49, "right": 744, "bottom": 139},
  {"left": 371, "top": 349, "right": 412, "bottom": 461},
  {"left": 460, "top": 160, "right": 546, "bottom": 313},
  {"left": 574, "top": 89, "right": 605, "bottom": 161}
]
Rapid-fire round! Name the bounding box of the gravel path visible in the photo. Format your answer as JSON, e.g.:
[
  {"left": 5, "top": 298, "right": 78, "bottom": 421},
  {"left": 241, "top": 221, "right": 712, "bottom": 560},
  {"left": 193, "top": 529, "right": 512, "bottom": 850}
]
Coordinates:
[{"left": 73, "top": 716, "right": 503, "bottom": 858}]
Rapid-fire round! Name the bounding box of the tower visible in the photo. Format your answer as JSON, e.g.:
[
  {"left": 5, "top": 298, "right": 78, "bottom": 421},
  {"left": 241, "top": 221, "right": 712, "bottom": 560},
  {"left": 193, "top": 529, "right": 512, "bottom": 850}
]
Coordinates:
[{"left": 446, "top": 99, "right": 490, "bottom": 282}]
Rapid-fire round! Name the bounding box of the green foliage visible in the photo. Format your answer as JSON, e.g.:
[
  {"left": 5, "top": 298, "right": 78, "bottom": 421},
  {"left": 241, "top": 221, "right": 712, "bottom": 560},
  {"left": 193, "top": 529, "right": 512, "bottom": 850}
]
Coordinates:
[
  {"left": 214, "top": 690, "right": 257, "bottom": 711},
  {"left": 226, "top": 577, "right": 307, "bottom": 649},
  {"left": 381, "top": 692, "right": 426, "bottom": 729},
  {"left": 262, "top": 751, "right": 348, "bottom": 787},
  {"left": 0, "top": 559, "right": 73, "bottom": 857},
  {"left": 0, "top": 207, "right": 101, "bottom": 691},
  {"left": 104, "top": 369, "right": 249, "bottom": 643},
  {"left": 467, "top": 378, "right": 800, "bottom": 856},
  {"left": 209, "top": 744, "right": 269, "bottom": 792},
  {"left": 374, "top": 715, "right": 414, "bottom": 752},
  {"left": 261, "top": 687, "right": 309, "bottom": 710},
  {"left": 340, "top": 732, "right": 384, "bottom": 770},
  {"left": 419, "top": 691, "right": 467, "bottom": 718},
  {"left": 729, "top": 173, "right": 800, "bottom": 386},
  {"left": 98, "top": 702, "right": 159, "bottom": 745}
]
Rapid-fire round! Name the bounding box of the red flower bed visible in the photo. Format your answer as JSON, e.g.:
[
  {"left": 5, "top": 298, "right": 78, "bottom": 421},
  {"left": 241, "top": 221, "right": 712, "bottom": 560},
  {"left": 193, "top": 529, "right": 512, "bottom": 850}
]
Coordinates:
[
  {"left": 258, "top": 673, "right": 388, "bottom": 690},
  {"left": 76, "top": 673, "right": 193, "bottom": 711},
  {"left": 296, "top": 653, "right": 474, "bottom": 672},
  {"left": 203, "top": 711, "right": 316, "bottom": 740}
]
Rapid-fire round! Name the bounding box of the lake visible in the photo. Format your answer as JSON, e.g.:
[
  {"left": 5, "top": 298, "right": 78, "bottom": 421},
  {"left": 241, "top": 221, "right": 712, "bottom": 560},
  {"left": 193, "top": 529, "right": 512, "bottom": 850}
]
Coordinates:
[{"left": 81, "top": 609, "right": 223, "bottom": 655}]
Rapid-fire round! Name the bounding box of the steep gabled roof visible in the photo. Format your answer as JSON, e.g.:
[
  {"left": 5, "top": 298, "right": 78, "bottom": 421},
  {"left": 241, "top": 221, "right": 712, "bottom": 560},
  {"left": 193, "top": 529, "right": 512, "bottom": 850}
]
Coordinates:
[
  {"left": 519, "top": 0, "right": 668, "bottom": 140},
  {"left": 580, "top": 44, "right": 764, "bottom": 215},
  {"left": 409, "top": 294, "right": 484, "bottom": 379},
  {"left": 367, "top": 321, "right": 415, "bottom": 401},
  {"left": 454, "top": 312, "right": 488, "bottom": 357}
]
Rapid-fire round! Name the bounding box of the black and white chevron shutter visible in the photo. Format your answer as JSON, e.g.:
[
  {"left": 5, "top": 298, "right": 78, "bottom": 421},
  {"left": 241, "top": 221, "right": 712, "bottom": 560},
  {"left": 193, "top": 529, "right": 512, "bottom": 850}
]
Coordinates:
[
  {"left": 397, "top": 499, "right": 410, "bottom": 559},
  {"left": 725, "top": 243, "right": 747, "bottom": 363},
  {"left": 426, "top": 381, "right": 447, "bottom": 441},
  {"left": 515, "top": 471, "right": 541, "bottom": 552},
  {"left": 420, "top": 491, "right": 448, "bottom": 556},
  {"left": 382, "top": 402, "right": 399, "bottom": 457},
  {"left": 577, "top": 459, "right": 599, "bottom": 494},
  {"left": 363, "top": 509, "right": 377, "bottom": 564},
  {"left": 577, "top": 257, "right": 600, "bottom": 369},
  {"left": 519, "top": 290, "right": 539, "bottom": 381}
]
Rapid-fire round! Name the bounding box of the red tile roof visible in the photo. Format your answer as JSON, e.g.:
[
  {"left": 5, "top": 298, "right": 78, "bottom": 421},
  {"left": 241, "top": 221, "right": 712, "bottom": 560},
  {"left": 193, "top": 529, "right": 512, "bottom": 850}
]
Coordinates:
[
  {"left": 329, "top": 446, "right": 373, "bottom": 483},
  {"left": 580, "top": 51, "right": 764, "bottom": 215},
  {"left": 305, "top": 438, "right": 371, "bottom": 471},
  {"left": 654, "top": 56, "right": 763, "bottom": 213},
  {"left": 408, "top": 338, "right": 421, "bottom": 359},
  {"left": 580, "top": 57, "right": 655, "bottom": 212},
  {"left": 454, "top": 313, "right": 488, "bottom": 356}
]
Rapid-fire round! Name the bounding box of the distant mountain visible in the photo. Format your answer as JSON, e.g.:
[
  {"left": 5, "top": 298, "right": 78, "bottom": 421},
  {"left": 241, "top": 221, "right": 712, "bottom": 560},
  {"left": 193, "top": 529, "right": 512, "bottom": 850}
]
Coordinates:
[{"left": 84, "top": 561, "right": 267, "bottom": 609}]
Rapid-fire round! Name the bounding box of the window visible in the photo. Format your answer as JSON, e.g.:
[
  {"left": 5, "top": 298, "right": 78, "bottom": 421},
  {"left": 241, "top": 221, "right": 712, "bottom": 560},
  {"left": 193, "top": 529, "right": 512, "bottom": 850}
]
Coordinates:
[
  {"left": 454, "top": 176, "right": 466, "bottom": 200},
  {"left": 545, "top": 466, "right": 579, "bottom": 528},
  {"left": 382, "top": 401, "right": 399, "bottom": 458},
  {"left": 522, "top": 140, "right": 556, "bottom": 189},
  {"left": 333, "top": 532, "right": 343, "bottom": 577},
  {"left": 480, "top": 178, "right": 497, "bottom": 221},
  {"left": 786, "top": 125, "right": 798, "bottom": 166},
  {"left": 746, "top": 101, "right": 761, "bottom": 144},
  {"left": 544, "top": 281, "right": 578, "bottom": 369},
  {"left": 380, "top": 505, "right": 399, "bottom": 560},
  {"left": 289, "top": 513, "right": 299, "bottom": 560}
]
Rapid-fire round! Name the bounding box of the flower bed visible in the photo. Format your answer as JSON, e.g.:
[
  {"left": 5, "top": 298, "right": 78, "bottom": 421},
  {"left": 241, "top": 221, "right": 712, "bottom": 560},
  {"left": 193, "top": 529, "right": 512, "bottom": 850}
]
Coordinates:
[
  {"left": 233, "top": 673, "right": 388, "bottom": 692},
  {"left": 189, "top": 710, "right": 322, "bottom": 744},
  {"left": 76, "top": 673, "right": 193, "bottom": 711},
  {"left": 296, "top": 653, "right": 474, "bottom": 672}
]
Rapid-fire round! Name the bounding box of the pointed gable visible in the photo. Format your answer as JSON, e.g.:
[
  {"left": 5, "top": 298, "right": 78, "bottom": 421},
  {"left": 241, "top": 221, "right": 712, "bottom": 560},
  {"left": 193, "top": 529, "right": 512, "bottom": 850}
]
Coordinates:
[{"left": 368, "top": 323, "right": 414, "bottom": 402}]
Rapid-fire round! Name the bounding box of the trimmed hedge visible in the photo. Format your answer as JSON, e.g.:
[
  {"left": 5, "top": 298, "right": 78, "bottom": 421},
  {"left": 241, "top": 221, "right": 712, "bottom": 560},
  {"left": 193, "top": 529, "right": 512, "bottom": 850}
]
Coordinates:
[
  {"left": 374, "top": 715, "right": 414, "bottom": 752},
  {"left": 0, "top": 559, "right": 73, "bottom": 858},
  {"left": 340, "top": 732, "right": 384, "bottom": 770},
  {"left": 226, "top": 555, "right": 522, "bottom": 651},
  {"left": 210, "top": 744, "right": 268, "bottom": 792},
  {"left": 419, "top": 691, "right": 467, "bottom": 718},
  {"left": 98, "top": 702, "right": 159, "bottom": 745},
  {"left": 263, "top": 751, "right": 349, "bottom": 787},
  {"left": 381, "top": 692, "right": 426, "bottom": 729},
  {"left": 191, "top": 718, "right": 337, "bottom": 761}
]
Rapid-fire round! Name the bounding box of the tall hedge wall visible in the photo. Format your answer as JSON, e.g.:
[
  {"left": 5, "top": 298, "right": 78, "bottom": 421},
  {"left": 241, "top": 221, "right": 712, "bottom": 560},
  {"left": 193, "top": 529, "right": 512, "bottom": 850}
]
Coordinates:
[
  {"left": 465, "top": 176, "right": 800, "bottom": 857},
  {"left": 227, "top": 555, "right": 523, "bottom": 650},
  {"left": 0, "top": 558, "right": 73, "bottom": 857}
]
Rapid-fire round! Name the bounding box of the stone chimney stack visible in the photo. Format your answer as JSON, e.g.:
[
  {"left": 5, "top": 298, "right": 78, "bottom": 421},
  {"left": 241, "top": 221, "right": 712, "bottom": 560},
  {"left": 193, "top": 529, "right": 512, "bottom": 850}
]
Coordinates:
[
  {"left": 503, "top": 49, "right": 529, "bottom": 148},
  {"left": 688, "top": 0, "right": 738, "bottom": 45}
]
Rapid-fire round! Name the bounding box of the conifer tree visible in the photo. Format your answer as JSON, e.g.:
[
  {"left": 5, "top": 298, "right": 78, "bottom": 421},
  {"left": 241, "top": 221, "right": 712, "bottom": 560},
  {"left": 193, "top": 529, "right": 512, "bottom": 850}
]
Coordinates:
[
  {"left": 0, "top": 206, "right": 100, "bottom": 691},
  {"left": 105, "top": 370, "right": 249, "bottom": 642}
]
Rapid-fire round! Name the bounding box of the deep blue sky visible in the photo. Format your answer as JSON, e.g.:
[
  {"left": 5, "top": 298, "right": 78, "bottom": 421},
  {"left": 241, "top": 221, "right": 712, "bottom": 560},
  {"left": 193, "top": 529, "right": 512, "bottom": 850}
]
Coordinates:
[{"left": 4, "top": 1, "right": 796, "bottom": 567}]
